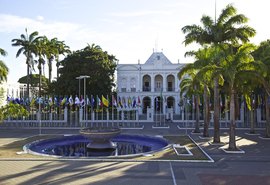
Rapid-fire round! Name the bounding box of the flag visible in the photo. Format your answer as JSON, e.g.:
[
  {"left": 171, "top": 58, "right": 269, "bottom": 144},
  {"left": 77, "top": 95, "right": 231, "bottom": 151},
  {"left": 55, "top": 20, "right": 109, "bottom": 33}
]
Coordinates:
[
  {"left": 54, "top": 97, "right": 59, "bottom": 106},
  {"left": 155, "top": 97, "right": 159, "bottom": 110},
  {"left": 137, "top": 96, "right": 141, "bottom": 107},
  {"left": 132, "top": 97, "right": 136, "bottom": 108},
  {"left": 102, "top": 95, "right": 109, "bottom": 107},
  {"left": 86, "top": 95, "right": 90, "bottom": 106},
  {"left": 112, "top": 95, "right": 117, "bottom": 107},
  {"left": 61, "top": 96, "right": 67, "bottom": 106},
  {"left": 30, "top": 97, "right": 36, "bottom": 107},
  {"left": 49, "top": 97, "right": 53, "bottom": 106},
  {"left": 80, "top": 95, "right": 85, "bottom": 107},
  {"left": 68, "top": 95, "right": 73, "bottom": 106},
  {"left": 128, "top": 96, "right": 132, "bottom": 107},
  {"left": 75, "top": 95, "right": 80, "bottom": 106},
  {"left": 91, "top": 95, "right": 95, "bottom": 107},
  {"left": 118, "top": 96, "right": 122, "bottom": 108},
  {"left": 160, "top": 88, "right": 163, "bottom": 102},
  {"left": 122, "top": 97, "right": 126, "bottom": 108},
  {"left": 97, "top": 95, "right": 102, "bottom": 109}
]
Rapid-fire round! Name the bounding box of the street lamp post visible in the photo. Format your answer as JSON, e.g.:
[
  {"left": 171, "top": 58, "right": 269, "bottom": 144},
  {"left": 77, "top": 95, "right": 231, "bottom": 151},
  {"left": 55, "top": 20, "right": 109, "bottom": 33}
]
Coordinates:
[{"left": 76, "top": 75, "right": 90, "bottom": 124}]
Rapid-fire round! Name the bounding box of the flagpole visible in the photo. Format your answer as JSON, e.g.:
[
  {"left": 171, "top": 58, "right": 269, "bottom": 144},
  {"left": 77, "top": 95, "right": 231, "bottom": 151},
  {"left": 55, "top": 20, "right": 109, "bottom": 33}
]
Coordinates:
[{"left": 107, "top": 94, "right": 109, "bottom": 127}]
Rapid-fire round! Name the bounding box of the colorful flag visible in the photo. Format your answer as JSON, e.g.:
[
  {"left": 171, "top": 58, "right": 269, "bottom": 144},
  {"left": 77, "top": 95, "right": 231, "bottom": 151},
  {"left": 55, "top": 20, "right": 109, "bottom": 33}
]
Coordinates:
[
  {"left": 75, "top": 95, "right": 80, "bottom": 106},
  {"left": 91, "top": 95, "right": 95, "bottom": 107},
  {"left": 132, "top": 97, "right": 136, "bottom": 108},
  {"left": 102, "top": 95, "right": 109, "bottom": 107},
  {"left": 80, "top": 95, "right": 85, "bottom": 107},
  {"left": 128, "top": 96, "right": 132, "bottom": 107},
  {"left": 112, "top": 95, "right": 117, "bottom": 107},
  {"left": 68, "top": 95, "right": 73, "bottom": 106},
  {"left": 86, "top": 95, "right": 90, "bottom": 106},
  {"left": 97, "top": 95, "right": 102, "bottom": 109},
  {"left": 61, "top": 96, "right": 67, "bottom": 106},
  {"left": 122, "top": 97, "right": 126, "bottom": 108},
  {"left": 137, "top": 96, "right": 141, "bottom": 107},
  {"left": 30, "top": 97, "right": 36, "bottom": 107},
  {"left": 118, "top": 96, "right": 122, "bottom": 108},
  {"left": 49, "top": 97, "right": 53, "bottom": 106},
  {"left": 155, "top": 97, "right": 159, "bottom": 110}
]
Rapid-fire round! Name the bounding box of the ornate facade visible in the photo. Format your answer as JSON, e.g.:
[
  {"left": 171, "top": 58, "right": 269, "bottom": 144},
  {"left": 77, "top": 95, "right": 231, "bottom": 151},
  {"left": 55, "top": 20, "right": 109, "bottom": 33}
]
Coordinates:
[{"left": 117, "top": 51, "right": 185, "bottom": 117}]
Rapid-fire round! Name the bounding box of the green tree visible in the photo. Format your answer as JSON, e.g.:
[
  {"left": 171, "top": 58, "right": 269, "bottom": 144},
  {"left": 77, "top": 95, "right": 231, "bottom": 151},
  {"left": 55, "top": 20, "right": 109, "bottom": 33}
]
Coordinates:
[
  {"left": 0, "top": 48, "right": 9, "bottom": 106},
  {"left": 0, "top": 103, "right": 29, "bottom": 122},
  {"left": 0, "top": 48, "right": 9, "bottom": 82},
  {"left": 182, "top": 4, "right": 256, "bottom": 143},
  {"left": 178, "top": 63, "right": 202, "bottom": 133},
  {"left": 42, "top": 37, "right": 58, "bottom": 83},
  {"left": 217, "top": 43, "right": 263, "bottom": 150},
  {"left": 54, "top": 40, "right": 71, "bottom": 81},
  {"left": 11, "top": 28, "right": 41, "bottom": 98},
  {"left": 34, "top": 36, "right": 47, "bottom": 97},
  {"left": 18, "top": 74, "right": 49, "bottom": 97},
  {"left": 54, "top": 44, "right": 117, "bottom": 96},
  {"left": 185, "top": 46, "right": 216, "bottom": 137},
  {"left": 252, "top": 40, "right": 270, "bottom": 137}
]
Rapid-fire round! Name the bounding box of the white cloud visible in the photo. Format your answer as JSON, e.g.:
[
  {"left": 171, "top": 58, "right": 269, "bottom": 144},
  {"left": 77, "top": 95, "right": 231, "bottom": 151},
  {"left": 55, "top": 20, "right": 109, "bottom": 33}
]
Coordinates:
[
  {"left": 36, "top": 15, "right": 44, "bottom": 21},
  {"left": 109, "top": 10, "right": 172, "bottom": 17}
]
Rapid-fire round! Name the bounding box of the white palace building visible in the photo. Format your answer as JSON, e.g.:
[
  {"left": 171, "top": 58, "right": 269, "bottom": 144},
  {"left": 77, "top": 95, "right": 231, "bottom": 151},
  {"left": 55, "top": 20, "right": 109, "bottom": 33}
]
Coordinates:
[{"left": 117, "top": 51, "right": 185, "bottom": 120}]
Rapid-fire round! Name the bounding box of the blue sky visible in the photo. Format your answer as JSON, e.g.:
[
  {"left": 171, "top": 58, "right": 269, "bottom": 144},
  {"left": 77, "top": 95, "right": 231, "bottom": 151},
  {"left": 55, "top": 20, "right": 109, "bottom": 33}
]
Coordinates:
[{"left": 1, "top": 0, "right": 269, "bottom": 83}]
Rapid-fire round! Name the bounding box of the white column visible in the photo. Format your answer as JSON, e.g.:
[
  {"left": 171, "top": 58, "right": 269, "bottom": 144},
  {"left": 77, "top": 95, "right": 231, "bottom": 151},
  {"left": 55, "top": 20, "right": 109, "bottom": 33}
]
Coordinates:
[
  {"left": 174, "top": 74, "right": 178, "bottom": 92},
  {"left": 163, "top": 74, "right": 166, "bottom": 92},
  {"left": 151, "top": 73, "right": 155, "bottom": 92}
]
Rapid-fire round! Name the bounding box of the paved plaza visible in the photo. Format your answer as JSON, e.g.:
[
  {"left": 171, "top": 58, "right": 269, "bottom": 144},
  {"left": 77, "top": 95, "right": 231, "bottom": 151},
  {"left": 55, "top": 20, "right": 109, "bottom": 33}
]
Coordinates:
[{"left": 0, "top": 124, "right": 270, "bottom": 185}]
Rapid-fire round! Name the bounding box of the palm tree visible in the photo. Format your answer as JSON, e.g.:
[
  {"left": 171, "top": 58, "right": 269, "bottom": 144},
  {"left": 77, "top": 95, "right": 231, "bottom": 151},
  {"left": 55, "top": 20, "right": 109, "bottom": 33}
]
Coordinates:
[
  {"left": 41, "top": 37, "right": 57, "bottom": 83},
  {"left": 55, "top": 40, "right": 71, "bottom": 81},
  {"left": 182, "top": 4, "right": 256, "bottom": 143},
  {"left": 11, "top": 28, "right": 41, "bottom": 99},
  {"left": 34, "top": 36, "right": 47, "bottom": 97},
  {"left": 0, "top": 48, "right": 9, "bottom": 82},
  {"left": 218, "top": 43, "right": 264, "bottom": 150},
  {"left": 178, "top": 63, "right": 202, "bottom": 133},
  {"left": 185, "top": 47, "right": 216, "bottom": 137},
  {"left": 252, "top": 40, "right": 270, "bottom": 137}
]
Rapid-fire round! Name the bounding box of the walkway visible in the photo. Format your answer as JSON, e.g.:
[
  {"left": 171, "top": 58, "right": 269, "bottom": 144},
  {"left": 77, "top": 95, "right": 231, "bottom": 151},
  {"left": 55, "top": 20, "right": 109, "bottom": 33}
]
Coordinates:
[{"left": 0, "top": 124, "right": 270, "bottom": 185}]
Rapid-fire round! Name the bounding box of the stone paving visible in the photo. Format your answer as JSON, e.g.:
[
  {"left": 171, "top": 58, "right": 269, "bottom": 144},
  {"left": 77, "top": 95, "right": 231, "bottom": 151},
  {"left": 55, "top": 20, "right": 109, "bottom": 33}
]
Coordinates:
[{"left": 0, "top": 123, "right": 270, "bottom": 185}]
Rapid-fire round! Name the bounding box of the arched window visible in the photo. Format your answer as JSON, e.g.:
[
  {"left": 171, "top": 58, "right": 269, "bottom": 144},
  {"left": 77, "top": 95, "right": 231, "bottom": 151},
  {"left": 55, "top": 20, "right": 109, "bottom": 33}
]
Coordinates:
[
  {"left": 121, "top": 78, "right": 127, "bottom": 92},
  {"left": 130, "top": 78, "right": 136, "bottom": 92}
]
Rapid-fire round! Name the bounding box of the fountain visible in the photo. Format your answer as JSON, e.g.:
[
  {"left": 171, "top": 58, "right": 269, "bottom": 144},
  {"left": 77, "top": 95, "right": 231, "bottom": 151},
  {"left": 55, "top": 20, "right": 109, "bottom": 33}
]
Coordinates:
[
  {"left": 25, "top": 126, "right": 169, "bottom": 158},
  {"left": 79, "top": 127, "right": 121, "bottom": 150}
]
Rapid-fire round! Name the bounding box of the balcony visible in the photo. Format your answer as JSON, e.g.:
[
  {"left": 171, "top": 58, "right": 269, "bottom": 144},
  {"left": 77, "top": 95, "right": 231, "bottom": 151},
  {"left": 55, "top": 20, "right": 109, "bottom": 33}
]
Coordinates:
[
  {"left": 154, "top": 87, "right": 163, "bottom": 92},
  {"left": 131, "top": 88, "right": 136, "bottom": 92},
  {"left": 167, "top": 87, "right": 175, "bottom": 92},
  {"left": 121, "top": 88, "right": 126, "bottom": 92},
  {"left": 143, "top": 87, "right": 151, "bottom": 92}
]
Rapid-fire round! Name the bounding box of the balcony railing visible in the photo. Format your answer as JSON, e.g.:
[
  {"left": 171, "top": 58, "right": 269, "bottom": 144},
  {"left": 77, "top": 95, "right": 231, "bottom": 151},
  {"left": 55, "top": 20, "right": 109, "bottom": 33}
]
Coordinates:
[
  {"left": 143, "top": 87, "right": 151, "bottom": 92},
  {"left": 167, "top": 87, "right": 175, "bottom": 92},
  {"left": 154, "top": 88, "right": 163, "bottom": 92}
]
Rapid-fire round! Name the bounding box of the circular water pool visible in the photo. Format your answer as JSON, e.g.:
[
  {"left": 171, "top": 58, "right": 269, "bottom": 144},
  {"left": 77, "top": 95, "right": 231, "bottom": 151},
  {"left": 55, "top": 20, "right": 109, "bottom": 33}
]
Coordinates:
[{"left": 25, "top": 134, "right": 169, "bottom": 158}]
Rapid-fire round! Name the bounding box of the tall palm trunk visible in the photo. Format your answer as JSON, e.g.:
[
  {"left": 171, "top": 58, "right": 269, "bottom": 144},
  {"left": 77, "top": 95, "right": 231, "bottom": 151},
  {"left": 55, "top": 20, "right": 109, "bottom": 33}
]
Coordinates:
[
  {"left": 26, "top": 63, "right": 30, "bottom": 99},
  {"left": 203, "top": 85, "right": 210, "bottom": 137},
  {"left": 194, "top": 93, "right": 200, "bottom": 133},
  {"left": 228, "top": 89, "right": 237, "bottom": 150},
  {"left": 250, "top": 95, "right": 255, "bottom": 134},
  {"left": 38, "top": 61, "right": 42, "bottom": 97},
  {"left": 56, "top": 58, "right": 60, "bottom": 81},
  {"left": 48, "top": 59, "right": 52, "bottom": 83},
  {"left": 265, "top": 93, "right": 270, "bottom": 137},
  {"left": 213, "top": 77, "right": 220, "bottom": 143}
]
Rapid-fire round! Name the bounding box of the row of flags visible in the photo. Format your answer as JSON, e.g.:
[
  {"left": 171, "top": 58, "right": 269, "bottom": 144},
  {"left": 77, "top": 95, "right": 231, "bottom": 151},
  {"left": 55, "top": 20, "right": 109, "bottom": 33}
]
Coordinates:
[{"left": 6, "top": 95, "right": 142, "bottom": 109}]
